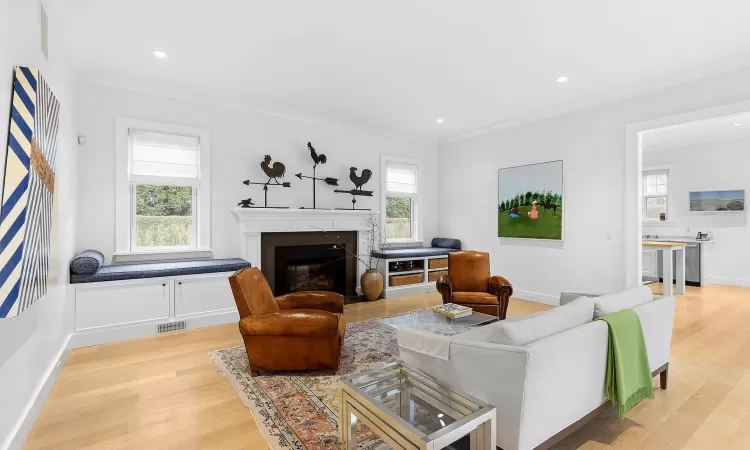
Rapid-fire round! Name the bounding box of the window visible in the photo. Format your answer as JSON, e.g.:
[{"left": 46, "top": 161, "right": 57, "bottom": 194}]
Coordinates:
[
  {"left": 642, "top": 169, "right": 669, "bottom": 221},
  {"left": 115, "top": 119, "right": 211, "bottom": 256},
  {"left": 382, "top": 158, "right": 419, "bottom": 242}
]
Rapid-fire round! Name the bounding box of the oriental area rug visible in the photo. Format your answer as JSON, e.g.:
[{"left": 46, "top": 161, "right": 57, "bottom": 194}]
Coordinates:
[{"left": 208, "top": 317, "right": 401, "bottom": 450}]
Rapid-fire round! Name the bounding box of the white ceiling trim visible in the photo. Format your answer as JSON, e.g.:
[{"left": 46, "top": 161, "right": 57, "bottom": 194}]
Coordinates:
[{"left": 440, "top": 52, "right": 750, "bottom": 147}]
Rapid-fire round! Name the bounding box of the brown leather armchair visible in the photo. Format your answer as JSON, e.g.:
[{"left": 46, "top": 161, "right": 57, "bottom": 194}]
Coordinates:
[
  {"left": 435, "top": 251, "right": 513, "bottom": 319},
  {"left": 228, "top": 267, "right": 346, "bottom": 376}
]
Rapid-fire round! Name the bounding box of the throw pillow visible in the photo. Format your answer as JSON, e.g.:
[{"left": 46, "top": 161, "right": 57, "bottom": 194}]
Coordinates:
[
  {"left": 70, "top": 249, "right": 105, "bottom": 275},
  {"left": 487, "top": 296, "right": 595, "bottom": 346},
  {"left": 593, "top": 286, "right": 654, "bottom": 319}
]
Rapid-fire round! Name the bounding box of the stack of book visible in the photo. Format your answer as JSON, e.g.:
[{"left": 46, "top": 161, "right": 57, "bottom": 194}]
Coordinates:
[{"left": 431, "top": 303, "right": 473, "bottom": 319}]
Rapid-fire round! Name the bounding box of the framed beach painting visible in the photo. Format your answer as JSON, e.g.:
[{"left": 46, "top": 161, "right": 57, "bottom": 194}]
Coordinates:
[{"left": 498, "top": 160, "right": 563, "bottom": 240}]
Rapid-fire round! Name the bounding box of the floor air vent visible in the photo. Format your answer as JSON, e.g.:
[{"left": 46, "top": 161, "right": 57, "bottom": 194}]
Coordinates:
[{"left": 157, "top": 321, "right": 187, "bottom": 334}]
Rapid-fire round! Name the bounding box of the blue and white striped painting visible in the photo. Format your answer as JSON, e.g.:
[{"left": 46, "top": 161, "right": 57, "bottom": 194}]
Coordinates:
[{"left": 0, "top": 67, "right": 60, "bottom": 318}]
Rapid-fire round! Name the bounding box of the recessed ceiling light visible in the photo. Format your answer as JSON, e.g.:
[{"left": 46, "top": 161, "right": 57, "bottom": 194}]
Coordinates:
[
  {"left": 733, "top": 123, "right": 742, "bottom": 127},
  {"left": 556, "top": 76, "right": 568, "bottom": 83},
  {"left": 436, "top": 118, "right": 444, "bottom": 123},
  {"left": 152, "top": 49, "right": 168, "bottom": 59}
]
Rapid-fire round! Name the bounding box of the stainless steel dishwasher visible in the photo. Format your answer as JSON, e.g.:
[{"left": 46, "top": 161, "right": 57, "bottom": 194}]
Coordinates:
[{"left": 658, "top": 243, "right": 701, "bottom": 286}]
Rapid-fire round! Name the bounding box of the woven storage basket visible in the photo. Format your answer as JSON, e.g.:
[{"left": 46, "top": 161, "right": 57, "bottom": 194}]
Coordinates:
[
  {"left": 389, "top": 273, "right": 423, "bottom": 287},
  {"left": 428, "top": 270, "right": 448, "bottom": 282},
  {"left": 428, "top": 258, "right": 448, "bottom": 269}
]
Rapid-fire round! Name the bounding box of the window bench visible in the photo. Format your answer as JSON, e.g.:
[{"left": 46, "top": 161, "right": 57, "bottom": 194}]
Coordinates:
[
  {"left": 371, "top": 238, "right": 461, "bottom": 299},
  {"left": 70, "top": 258, "right": 250, "bottom": 348}
]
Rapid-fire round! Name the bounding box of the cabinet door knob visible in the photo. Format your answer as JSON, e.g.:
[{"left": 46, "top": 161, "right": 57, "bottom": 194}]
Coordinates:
[
  {"left": 162, "top": 283, "right": 166, "bottom": 287},
  {"left": 178, "top": 281, "right": 182, "bottom": 285}
]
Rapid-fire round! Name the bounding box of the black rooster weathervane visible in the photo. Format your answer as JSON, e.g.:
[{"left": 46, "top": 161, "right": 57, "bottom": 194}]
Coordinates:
[
  {"left": 334, "top": 167, "right": 373, "bottom": 210},
  {"left": 296, "top": 142, "right": 339, "bottom": 209},
  {"left": 240, "top": 154, "right": 291, "bottom": 208}
]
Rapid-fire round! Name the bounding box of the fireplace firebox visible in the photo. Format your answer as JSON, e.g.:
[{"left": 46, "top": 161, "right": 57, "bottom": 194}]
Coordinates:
[{"left": 260, "top": 232, "right": 358, "bottom": 297}]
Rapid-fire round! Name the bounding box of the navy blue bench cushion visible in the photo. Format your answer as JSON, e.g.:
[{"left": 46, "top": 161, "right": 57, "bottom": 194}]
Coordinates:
[
  {"left": 371, "top": 247, "right": 455, "bottom": 259},
  {"left": 70, "top": 258, "right": 251, "bottom": 284}
]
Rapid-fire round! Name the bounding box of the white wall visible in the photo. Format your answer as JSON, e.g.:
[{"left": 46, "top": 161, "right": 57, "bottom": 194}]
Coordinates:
[
  {"left": 0, "top": 1, "right": 78, "bottom": 448},
  {"left": 643, "top": 139, "right": 750, "bottom": 286},
  {"left": 439, "top": 66, "right": 750, "bottom": 304},
  {"left": 75, "top": 84, "right": 439, "bottom": 262}
]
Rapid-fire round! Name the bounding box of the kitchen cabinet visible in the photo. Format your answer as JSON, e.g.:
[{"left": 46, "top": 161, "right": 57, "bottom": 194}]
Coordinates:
[{"left": 642, "top": 248, "right": 659, "bottom": 280}]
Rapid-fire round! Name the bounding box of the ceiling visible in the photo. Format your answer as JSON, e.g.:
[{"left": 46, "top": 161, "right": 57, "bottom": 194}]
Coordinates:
[
  {"left": 49, "top": 0, "right": 750, "bottom": 139},
  {"left": 643, "top": 110, "right": 750, "bottom": 152}
]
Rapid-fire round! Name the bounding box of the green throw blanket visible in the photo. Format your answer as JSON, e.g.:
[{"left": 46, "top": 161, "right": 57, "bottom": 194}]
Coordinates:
[{"left": 598, "top": 309, "right": 654, "bottom": 416}]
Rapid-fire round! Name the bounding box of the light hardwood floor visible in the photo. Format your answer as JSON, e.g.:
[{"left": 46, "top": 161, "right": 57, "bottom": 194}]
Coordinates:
[{"left": 23, "top": 285, "right": 750, "bottom": 449}]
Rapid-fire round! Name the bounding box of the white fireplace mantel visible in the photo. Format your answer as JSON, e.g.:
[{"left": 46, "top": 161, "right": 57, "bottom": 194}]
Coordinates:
[{"left": 231, "top": 207, "right": 377, "bottom": 283}]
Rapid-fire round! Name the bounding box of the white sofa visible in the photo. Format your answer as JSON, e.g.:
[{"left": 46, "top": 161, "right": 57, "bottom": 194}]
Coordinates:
[{"left": 398, "top": 287, "right": 676, "bottom": 450}]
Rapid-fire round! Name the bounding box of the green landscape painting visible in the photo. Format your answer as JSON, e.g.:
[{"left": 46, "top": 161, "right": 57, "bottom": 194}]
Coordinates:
[{"left": 498, "top": 160, "right": 563, "bottom": 240}]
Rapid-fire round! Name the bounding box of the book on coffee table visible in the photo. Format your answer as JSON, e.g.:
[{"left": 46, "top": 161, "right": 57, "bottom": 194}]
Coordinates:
[{"left": 431, "top": 303, "right": 473, "bottom": 318}]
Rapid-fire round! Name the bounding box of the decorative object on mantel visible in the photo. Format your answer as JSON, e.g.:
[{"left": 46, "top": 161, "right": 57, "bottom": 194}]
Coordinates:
[
  {"left": 296, "top": 142, "right": 339, "bottom": 209},
  {"left": 241, "top": 155, "right": 291, "bottom": 208},
  {"left": 237, "top": 198, "right": 255, "bottom": 208},
  {"left": 334, "top": 167, "right": 374, "bottom": 210}
]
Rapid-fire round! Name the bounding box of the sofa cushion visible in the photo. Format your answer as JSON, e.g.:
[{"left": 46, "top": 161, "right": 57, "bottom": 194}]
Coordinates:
[
  {"left": 452, "top": 292, "right": 498, "bottom": 305},
  {"left": 487, "top": 297, "right": 594, "bottom": 346},
  {"left": 431, "top": 237, "right": 462, "bottom": 250},
  {"left": 593, "top": 286, "right": 654, "bottom": 319},
  {"left": 70, "top": 249, "right": 105, "bottom": 275}
]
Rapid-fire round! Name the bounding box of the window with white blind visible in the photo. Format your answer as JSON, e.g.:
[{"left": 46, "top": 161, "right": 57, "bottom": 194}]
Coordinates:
[
  {"left": 642, "top": 168, "right": 670, "bottom": 221},
  {"left": 115, "top": 118, "right": 211, "bottom": 257},
  {"left": 381, "top": 156, "right": 420, "bottom": 242}
]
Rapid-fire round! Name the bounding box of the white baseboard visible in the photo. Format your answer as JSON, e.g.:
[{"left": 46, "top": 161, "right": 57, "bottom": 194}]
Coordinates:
[
  {"left": 706, "top": 276, "right": 750, "bottom": 288},
  {"left": 7, "top": 335, "right": 71, "bottom": 450},
  {"left": 512, "top": 289, "right": 559, "bottom": 306},
  {"left": 68, "top": 310, "right": 239, "bottom": 349}
]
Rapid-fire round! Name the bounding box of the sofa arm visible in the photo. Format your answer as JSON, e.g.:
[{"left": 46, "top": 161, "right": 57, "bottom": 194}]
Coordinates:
[
  {"left": 275, "top": 291, "right": 344, "bottom": 313},
  {"left": 435, "top": 274, "right": 453, "bottom": 304},
  {"left": 239, "top": 310, "right": 340, "bottom": 337}
]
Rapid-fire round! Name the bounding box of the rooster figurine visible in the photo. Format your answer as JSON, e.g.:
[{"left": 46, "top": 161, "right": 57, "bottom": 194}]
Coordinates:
[
  {"left": 260, "top": 155, "right": 286, "bottom": 184},
  {"left": 308, "top": 142, "right": 327, "bottom": 166},
  {"left": 349, "top": 167, "right": 372, "bottom": 191}
]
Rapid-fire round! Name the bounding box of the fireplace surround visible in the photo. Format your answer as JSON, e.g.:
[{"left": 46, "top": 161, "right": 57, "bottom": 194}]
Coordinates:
[{"left": 232, "top": 208, "right": 375, "bottom": 294}]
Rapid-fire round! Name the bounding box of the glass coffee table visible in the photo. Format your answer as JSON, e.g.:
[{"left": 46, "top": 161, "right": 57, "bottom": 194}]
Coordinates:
[
  {"left": 382, "top": 308, "right": 498, "bottom": 336},
  {"left": 339, "top": 361, "right": 495, "bottom": 450}
]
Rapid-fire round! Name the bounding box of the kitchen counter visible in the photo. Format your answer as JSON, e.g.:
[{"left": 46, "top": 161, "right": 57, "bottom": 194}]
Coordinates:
[
  {"left": 642, "top": 235, "right": 712, "bottom": 244},
  {"left": 643, "top": 241, "right": 686, "bottom": 247},
  {"left": 641, "top": 241, "right": 686, "bottom": 296}
]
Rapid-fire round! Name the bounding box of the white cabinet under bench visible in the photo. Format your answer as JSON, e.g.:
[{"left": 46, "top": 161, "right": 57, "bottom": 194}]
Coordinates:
[
  {"left": 374, "top": 255, "right": 449, "bottom": 298},
  {"left": 70, "top": 270, "right": 241, "bottom": 348}
]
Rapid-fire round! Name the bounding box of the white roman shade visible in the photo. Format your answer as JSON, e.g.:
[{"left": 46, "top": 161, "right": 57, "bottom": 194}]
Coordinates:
[
  {"left": 386, "top": 163, "right": 418, "bottom": 197},
  {"left": 129, "top": 130, "right": 200, "bottom": 186},
  {"left": 643, "top": 169, "right": 668, "bottom": 196}
]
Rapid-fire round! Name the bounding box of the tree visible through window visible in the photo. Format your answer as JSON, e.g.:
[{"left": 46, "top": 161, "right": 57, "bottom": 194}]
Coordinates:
[
  {"left": 135, "top": 184, "right": 193, "bottom": 247},
  {"left": 386, "top": 197, "right": 411, "bottom": 239}
]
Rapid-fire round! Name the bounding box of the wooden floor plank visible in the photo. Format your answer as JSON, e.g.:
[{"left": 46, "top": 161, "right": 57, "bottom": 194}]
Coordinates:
[{"left": 22, "top": 285, "right": 750, "bottom": 449}]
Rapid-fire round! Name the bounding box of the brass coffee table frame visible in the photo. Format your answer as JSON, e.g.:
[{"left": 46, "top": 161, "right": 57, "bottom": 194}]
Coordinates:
[{"left": 339, "top": 361, "right": 495, "bottom": 450}]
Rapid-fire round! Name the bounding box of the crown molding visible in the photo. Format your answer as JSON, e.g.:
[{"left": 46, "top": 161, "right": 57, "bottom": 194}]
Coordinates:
[{"left": 440, "top": 53, "right": 750, "bottom": 148}]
